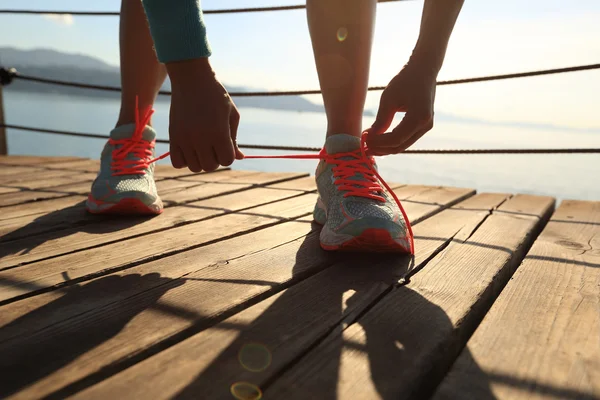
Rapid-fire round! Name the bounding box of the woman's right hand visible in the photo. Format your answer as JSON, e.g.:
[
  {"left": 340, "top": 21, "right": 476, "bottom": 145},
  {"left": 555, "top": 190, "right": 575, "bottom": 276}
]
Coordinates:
[{"left": 166, "top": 58, "right": 244, "bottom": 172}]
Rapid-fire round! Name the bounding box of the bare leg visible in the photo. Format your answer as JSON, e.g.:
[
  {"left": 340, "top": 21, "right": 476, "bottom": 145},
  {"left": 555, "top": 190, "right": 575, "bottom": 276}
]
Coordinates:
[
  {"left": 116, "top": 0, "right": 167, "bottom": 127},
  {"left": 307, "top": 0, "right": 377, "bottom": 138}
]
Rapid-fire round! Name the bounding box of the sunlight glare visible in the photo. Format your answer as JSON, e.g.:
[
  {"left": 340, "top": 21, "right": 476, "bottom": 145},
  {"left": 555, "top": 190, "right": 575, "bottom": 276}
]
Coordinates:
[
  {"left": 337, "top": 27, "right": 348, "bottom": 42},
  {"left": 230, "top": 382, "right": 262, "bottom": 400},
  {"left": 238, "top": 343, "right": 272, "bottom": 372}
]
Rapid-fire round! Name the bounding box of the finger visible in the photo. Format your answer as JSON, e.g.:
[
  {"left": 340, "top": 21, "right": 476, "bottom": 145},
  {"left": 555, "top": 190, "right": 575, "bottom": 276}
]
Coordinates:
[
  {"left": 368, "top": 99, "right": 397, "bottom": 136},
  {"left": 369, "top": 126, "right": 432, "bottom": 156},
  {"left": 213, "top": 129, "right": 235, "bottom": 167},
  {"left": 182, "top": 147, "right": 202, "bottom": 173},
  {"left": 398, "top": 126, "right": 431, "bottom": 151},
  {"left": 229, "top": 107, "right": 244, "bottom": 160},
  {"left": 170, "top": 145, "right": 187, "bottom": 169},
  {"left": 213, "top": 141, "right": 234, "bottom": 167},
  {"left": 235, "top": 148, "right": 245, "bottom": 160},
  {"left": 368, "top": 114, "right": 422, "bottom": 152},
  {"left": 198, "top": 145, "right": 219, "bottom": 172}
]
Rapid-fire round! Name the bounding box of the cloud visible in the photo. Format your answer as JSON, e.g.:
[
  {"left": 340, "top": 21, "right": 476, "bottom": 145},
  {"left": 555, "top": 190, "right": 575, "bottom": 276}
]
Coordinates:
[{"left": 43, "top": 14, "right": 74, "bottom": 26}]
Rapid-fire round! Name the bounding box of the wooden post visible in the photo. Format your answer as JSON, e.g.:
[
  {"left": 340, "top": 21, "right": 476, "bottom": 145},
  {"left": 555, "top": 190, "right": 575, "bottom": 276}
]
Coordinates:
[{"left": 0, "top": 84, "right": 6, "bottom": 155}]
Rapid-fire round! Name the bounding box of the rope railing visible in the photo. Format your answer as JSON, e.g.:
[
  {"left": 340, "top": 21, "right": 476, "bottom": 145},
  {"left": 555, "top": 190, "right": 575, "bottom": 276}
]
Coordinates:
[
  {"left": 2, "top": 123, "right": 598, "bottom": 155},
  {"left": 0, "top": 0, "right": 409, "bottom": 16},
  {"left": 2, "top": 63, "right": 600, "bottom": 97}
]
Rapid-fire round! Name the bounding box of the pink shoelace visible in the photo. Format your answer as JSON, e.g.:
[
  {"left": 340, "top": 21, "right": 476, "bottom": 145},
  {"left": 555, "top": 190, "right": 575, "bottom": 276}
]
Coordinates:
[{"left": 120, "top": 100, "right": 415, "bottom": 254}]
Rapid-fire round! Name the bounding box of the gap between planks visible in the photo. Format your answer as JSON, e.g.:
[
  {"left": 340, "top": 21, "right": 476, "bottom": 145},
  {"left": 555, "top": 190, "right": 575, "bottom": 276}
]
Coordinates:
[
  {"left": 0, "top": 165, "right": 234, "bottom": 208},
  {"left": 434, "top": 199, "right": 600, "bottom": 400},
  {"left": 0, "top": 184, "right": 474, "bottom": 399},
  {"left": 0, "top": 181, "right": 446, "bottom": 304},
  {"left": 0, "top": 178, "right": 319, "bottom": 271},
  {"left": 0, "top": 170, "right": 309, "bottom": 241},
  {"left": 262, "top": 194, "right": 555, "bottom": 399}
]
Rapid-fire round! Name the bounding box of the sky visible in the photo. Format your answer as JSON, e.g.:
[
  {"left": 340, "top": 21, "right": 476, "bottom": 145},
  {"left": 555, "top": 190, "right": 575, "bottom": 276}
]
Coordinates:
[{"left": 1, "top": 0, "right": 599, "bottom": 130}]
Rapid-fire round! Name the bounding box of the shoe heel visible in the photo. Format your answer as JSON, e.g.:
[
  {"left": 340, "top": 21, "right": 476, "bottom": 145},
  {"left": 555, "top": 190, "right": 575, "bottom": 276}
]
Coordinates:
[{"left": 313, "top": 197, "right": 327, "bottom": 225}]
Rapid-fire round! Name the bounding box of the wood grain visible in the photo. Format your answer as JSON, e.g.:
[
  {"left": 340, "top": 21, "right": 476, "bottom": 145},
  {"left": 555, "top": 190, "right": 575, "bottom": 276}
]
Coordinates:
[
  {"left": 2, "top": 173, "right": 97, "bottom": 190},
  {"left": 0, "top": 165, "right": 230, "bottom": 207},
  {"left": 0, "top": 193, "right": 319, "bottom": 303},
  {"left": 264, "top": 195, "right": 555, "bottom": 400},
  {"left": 0, "top": 171, "right": 306, "bottom": 240},
  {"left": 69, "top": 193, "right": 505, "bottom": 400},
  {"left": 0, "top": 183, "right": 445, "bottom": 277},
  {"left": 0, "top": 166, "right": 44, "bottom": 178},
  {"left": 269, "top": 176, "right": 321, "bottom": 192},
  {"left": 160, "top": 173, "right": 307, "bottom": 205},
  {"left": 0, "top": 185, "right": 465, "bottom": 399},
  {"left": 0, "top": 185, "right": 313, "bottom": 270},
  {"left": 154, "top": 164, "right": 230, "bottom": 178},
  {"left": 0, "top": 156, "right": 85, "bottom": 165},
  {"left": 41, "top": 159, "right": 101, "bottom": 172},
  {"left": 434, "top": 200, "right": 600, "bottom": 400},
  {"left": 0, "top": 169, "right": 83, "bottom": 184},
  {"left": 0, "top": 181, "right": 89, "bottom": 207},
  {"left": 0, "top": 187, "right": 20, "bottom": 195},
  {"left": 0, "top": 194, "right": 88, "bottom": 221}
]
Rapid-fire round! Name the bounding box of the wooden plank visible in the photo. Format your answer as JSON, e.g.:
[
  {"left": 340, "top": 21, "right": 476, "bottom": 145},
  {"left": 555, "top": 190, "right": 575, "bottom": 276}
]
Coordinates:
[
  {"left": 67, "top": 192, "right": 503, "bottom": 400},
  {"left": 0, "top": 194, "right": 88, "bottom": 222},
  {"left": 155, "top": 171, "right": 290, "bottom": 194},
  {"left": 0, "top": 185, "right": 467, "bottom": 399},
  {"left": 41, "top": 159, "right": 100, "bottom": 172},
  {"left": 0, "top": 213, "right": 314, "bottom": 342},
  {"left": 0, "top": 170, "right": 299, "bottom": 209},
  {"left": 155, "top": 178, "right": 203, "bottom": 193},
  {"left": 269, "top": 176, "right": 320, "bottom": 192},
  {"left": 0, "top": 183, "right": 442, "bottom": 274},
  {"left": 42, "top": 161, "right": 226, "bottom": 176},
  {"left": 181, "top": 171, "right": 308, "bottom": 185},
  {"left": 0, "top": 166, "right": 44, "bottom": 177},
  {"left": 0, "top": 185, "right": 313, "bottom": 270},
  {"left": 2, "top": 173, "right": 97, "bottom": 190},
  {"left": 176, "top": 170, "right": 263, "bottom": 183},
  {"left": 0, "top": 216, "right": 321, "bottom": 399},
  {"left": 0, "top": 172, "right": 307, "bottom": 241},
  {"left": 0, "top": 156, "right": 86, "bottom": 165},
  {"left": 0, "top": 182, "right": 89, "bottom": 207},
  {"left": 400, "top": 186, "right": 475, "bottom": 224},
  {"left": 155, "top": 171, "right": 262, "bottom": 193},
  {"left": 0, "top": 169, "right": 78, "bottom": 184},
  {"left": 161, "top": 173, "right": 308, "bottom": 205},
  {"left": 0, "top": 187, "right": 19, "bottom": 195},
  {"left": 154, "top": 164, "right": 230, "bottom": 179},
  {"left": 262, "top": 195, "right": 555, "bottom": 400},
  {"left": 434, "top": 200, "right": 600, "bottom": 400},
  {"left": 0, "top": 168, "right": 232, "bottom": 208},
  {"left": 0, "top": 192, "right": 318, "bottom": 304}
]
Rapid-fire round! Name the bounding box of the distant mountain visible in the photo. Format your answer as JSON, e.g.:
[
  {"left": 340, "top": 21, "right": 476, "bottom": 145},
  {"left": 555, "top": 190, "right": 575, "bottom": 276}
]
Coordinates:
[
  {"left": 0, "top": 46, "right": 117, "bottom": 72},
  {"left": 0, "top": 47, "right": 328, "bottom": 113}
]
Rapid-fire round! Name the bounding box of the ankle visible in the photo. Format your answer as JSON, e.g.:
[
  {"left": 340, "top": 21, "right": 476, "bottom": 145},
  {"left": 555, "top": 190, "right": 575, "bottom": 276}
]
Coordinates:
[
  {"left": 116, "top": 100, "right": 154, "bottom": 128},
  {"left": 326, "top": 130, "right": 362, "bottom": 138},
  {"left": 326, "top": 121, "right": 363, "bottom": 138}
]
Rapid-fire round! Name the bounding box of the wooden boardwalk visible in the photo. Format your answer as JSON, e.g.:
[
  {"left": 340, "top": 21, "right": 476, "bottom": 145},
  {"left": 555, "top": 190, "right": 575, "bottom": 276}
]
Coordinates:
[{"left": 0, "top": 155, "right": 598, "bottom": 400}]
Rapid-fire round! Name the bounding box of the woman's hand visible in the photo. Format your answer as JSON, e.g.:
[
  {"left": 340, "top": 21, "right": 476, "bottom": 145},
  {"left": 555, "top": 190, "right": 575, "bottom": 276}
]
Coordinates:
[
  {"left": 166, "top": 58, "right": 244, "bottom": 172},
  {"left": 365, "top": 63, "right": 437, "bottom": 156}
]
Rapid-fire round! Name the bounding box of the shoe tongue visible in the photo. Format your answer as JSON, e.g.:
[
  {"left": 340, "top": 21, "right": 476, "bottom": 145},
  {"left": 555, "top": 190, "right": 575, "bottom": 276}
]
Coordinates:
[
  {"left": 110, "top": 123, "right": 157, "bottom": 142},
  {"left": 324, "top": 134, "right": 361, "bottom": 155}
]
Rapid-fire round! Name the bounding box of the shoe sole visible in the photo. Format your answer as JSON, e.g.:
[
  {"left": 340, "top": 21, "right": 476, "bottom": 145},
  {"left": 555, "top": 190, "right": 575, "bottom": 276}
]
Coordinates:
[
  {"left": 86, "top": 195, "right": 163, "bottom": 216},
  {"left": 319, "top": 226, "right": 410, "bottom": 253}
]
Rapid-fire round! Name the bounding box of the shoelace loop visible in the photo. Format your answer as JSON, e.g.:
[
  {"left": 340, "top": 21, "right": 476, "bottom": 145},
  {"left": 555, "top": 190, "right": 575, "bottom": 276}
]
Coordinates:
[
  {"left": 237, "top": 135, "right": 415, "bottom": 254},
  {"left": 321, "top": 148, "right": 385, "bottom": 202},
  {"left": 110, "top": 97, "right": 156, "bottom": 177},
  {"left": 141, "top": 95, "right": 414, "bottom": 253}
]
